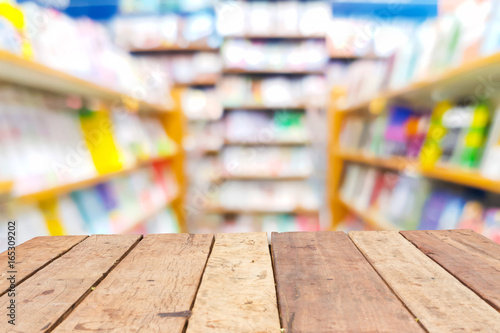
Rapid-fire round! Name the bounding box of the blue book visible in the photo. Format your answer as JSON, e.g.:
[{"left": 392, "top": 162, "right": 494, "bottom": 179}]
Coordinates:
[
  {"left": 70, "top": 188, "right": 111, "bottom": 234},
  {"left": 419, "top": 191, "right": 453, "bottom": 230}
]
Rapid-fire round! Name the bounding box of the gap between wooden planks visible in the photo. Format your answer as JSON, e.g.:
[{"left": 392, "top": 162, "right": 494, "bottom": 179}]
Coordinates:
[
  {"left": 0, "top": 235, "right": 87, "bottom": 296},
  {"left": 400, "top": 229, "right": 500, "bottom": 311},
  {"left": 0, "top": 234, "right": 142, "bottom": 332},
  {"left": 0, "top": 233, "right": 282, "bottom": 333},
  {"left": 350, "top": 231, "right": 500, "bottom": 333},
  {"left": 271, "top": 231, "right": 423, "bottom": 332},
  {"left": 54, "top": 234, "right": 214, "bottom": 332}
]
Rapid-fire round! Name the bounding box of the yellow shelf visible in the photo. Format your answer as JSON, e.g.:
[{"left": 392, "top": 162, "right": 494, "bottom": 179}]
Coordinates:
[
  {"left": 205, "top": 207, "right": 319, "bottom": 215},
  {"left": 16, "top": 153, "right": 177, "bottom": 203},
  {"left": 336, "top": 150, "right": 414, "bottom": 171},
  {"left": 336, "top": 52, "right": 500, "bottom": 113},
  {"left": 0, "top": 181, "right": 13, "bottom": 196},
  {"left": 0, "top": 50, "right": 170, "bottom": 114},
  {"left": 117, "top": 193, "right": 179, "bottom": 234},
  {"left": 420, "top": 165, "right": 500, "bottom": 194},
  {"left": 336, "top": 150, "right": 500, "bottom": 194},
  {"left": 338, "top": 198, "right": 399, "bottom": 231}
]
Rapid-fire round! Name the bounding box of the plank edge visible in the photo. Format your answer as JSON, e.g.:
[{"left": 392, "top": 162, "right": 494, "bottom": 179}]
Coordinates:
[
  {"left": 399, "top": 230, "right": 500, "bottom": 311},
  {"left": 46, "top": 235, "right": 143, "bottom": 332},
  {"left": 0, "top": 235, "right": 89, "bottom": 297},
  {"left": 347, "top": 231, "right": 426, "bottom": 331}
]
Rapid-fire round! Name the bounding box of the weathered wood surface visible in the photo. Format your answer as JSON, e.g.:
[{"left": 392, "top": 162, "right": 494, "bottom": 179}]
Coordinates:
[
  {"left": 54, "top": 234, "right": 213, "bottom": 333},
  {"left": 272, "top": 231, "right": 423, "bottom": 332},
  {"left": 187, "top": 232, "right": 281, "bottom": 333},
  {"left": 350, "top": 231, "right": 500, "bottom": 333},
  {"left": 2, "top": 230, "right": 499, "bottom": 332},
  {"left": 401, "top": 229, "right": 500, "bottom": 311},
  {"left": 0, "top": 235, "right": 87, "bottom": 295},
  {"left": 0, "top": 234, "right": 140, "bottom": 333}
]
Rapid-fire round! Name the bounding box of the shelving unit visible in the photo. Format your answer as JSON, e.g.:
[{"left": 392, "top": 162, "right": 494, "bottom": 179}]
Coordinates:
[
  {"left": 335, "top": 52, "right": 500, "bottom": 113},
  {"left": 328, "top": 51, "right": 500, "bottom": 231},
  {"left": 211, "top": 29, "right": 326, "bottom": 229},
  {"left": 16, "top": 153, "right": 177, "bottom": 203},
  {"left": 0, "top": 48, "right": 185, "bottom": 234},
  {"left": 127, "top": 4, "right": 223, "bottom": 231},
  {"left": 0, "top": 50, "right": 170, "bottom": 114},
  {"left": 336, "top": 150, "right": 500, "bottom": 194}
]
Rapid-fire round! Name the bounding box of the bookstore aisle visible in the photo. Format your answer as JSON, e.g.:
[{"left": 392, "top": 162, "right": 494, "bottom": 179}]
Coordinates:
[
  {"left": 115, "top": 1, "right": 331, "bottom": 234},
  {"left": 0, "top": 2, "right": 183, "bottom": 249},
  {"left": 1, "top": 0, "right": 500, "bottom": 248}
]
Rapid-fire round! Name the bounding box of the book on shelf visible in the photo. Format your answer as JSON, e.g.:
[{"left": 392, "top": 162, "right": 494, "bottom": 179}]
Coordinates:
[{"left": 339, "top": 163, "right": 500, "bottom": 242}]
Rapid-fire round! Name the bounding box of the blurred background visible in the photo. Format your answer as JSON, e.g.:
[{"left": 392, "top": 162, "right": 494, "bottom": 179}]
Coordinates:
[{"left": 0, "top": 0, "right": 499, "bottom": 250}]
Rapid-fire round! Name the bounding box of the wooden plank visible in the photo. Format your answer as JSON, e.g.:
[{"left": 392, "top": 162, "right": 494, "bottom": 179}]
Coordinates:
[
  {"left": 350, "top": 231, "right": 500, "bottom": 332},
  {"left": 0, "top": 234, "right": 140, "bottom": 332},
  {"left": 187, "top": 232, "right": 281, "bottom": 333},
  {"left": 53, "top": 234, "right": 213, "bottom": 332},
  {"left": 272, "top": 231, "right": 423, "bottom": 332},
  {"left": 0, "top": 235, "right": 87, "bottom": 295},
  {"left": 401, "top": 229, "right": 500, "bottom": 311}
]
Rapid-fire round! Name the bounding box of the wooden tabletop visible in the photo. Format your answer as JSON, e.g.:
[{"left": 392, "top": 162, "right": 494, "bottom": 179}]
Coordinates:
[{"left": 1, "top": 230, "right": 499, "bottom": 332}]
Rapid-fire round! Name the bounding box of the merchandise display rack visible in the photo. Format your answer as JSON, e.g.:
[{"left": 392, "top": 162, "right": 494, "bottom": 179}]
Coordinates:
[
  {"left": 328, "top": 52, "right": 500, "bottom": 230},
  {"left": 129, "top": 43, "right": 221, "bottom": 229},
  {"left": 16, "top": 153, "right": 178, "bottom": 203},
  {"left": 0, "top": 49, "right": 185, "bottom": 232},
  {"left": 214, "top": 32, "right": 326, "bottom": 221}
]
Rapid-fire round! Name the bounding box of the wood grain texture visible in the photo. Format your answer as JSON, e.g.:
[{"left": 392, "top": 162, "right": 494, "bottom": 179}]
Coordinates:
[
  {"left": 53, "top": 233, "right": 214, "bottom": 333},
  {"left": 0, "top": 234, "right": 140, "bottom": 333},
  {"left": 350, "top": 231, "right": 500, "bottom": 333},
  {"left": 0, "top": 235, "right": 87, "bottom": 295},
  {"left": 401, "top": 229, "right": 500, "bottom": 311},
  {"left": 272, "top": 231, "right": 423, "bottom": 333},
  {"left": 187, "top": 232, "right": 281, "bottom": 333}
]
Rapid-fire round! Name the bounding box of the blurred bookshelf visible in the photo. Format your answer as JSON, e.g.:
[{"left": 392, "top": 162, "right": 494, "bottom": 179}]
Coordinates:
[
  {"left": 0, "top": 50, "right": 171, "bottom": 114},
  {"left": 0, "top": 2, "right": 186, "bottom": 242},
  {"left": 334, "top": 52, "right": 500, "bottom": 114},
  {"left": 328, "top": 50, "right": 500, "bottom": 240},
  {"left": 16, "top": 153, "right": 178, "bottom": 203}
]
